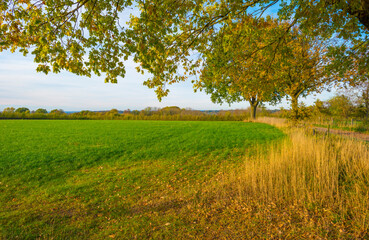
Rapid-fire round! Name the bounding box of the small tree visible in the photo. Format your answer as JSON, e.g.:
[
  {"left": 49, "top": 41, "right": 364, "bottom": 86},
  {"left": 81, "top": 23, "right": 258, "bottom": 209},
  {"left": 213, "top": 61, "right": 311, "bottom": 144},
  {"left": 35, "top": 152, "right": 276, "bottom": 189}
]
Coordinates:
[
  {"left": 15, "top": 107, "right": 30, "bottom": 114},
  {"left": 35, "top": 108, "right": 48, "bottom": 114},
  {"left": 161, "top": 106, "right": 181, "bottom": 115},
  {"left": 50, "top": 109, "right": 65, "bottom": 116},
  {"left": 327, "top": 95, "right": 354, "bottom": 119}
]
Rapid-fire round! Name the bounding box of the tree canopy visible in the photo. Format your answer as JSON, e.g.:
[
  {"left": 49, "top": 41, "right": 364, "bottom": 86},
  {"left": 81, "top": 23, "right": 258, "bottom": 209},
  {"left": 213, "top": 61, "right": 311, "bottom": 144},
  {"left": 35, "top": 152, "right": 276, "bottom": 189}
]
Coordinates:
[
  {"left": 15, "top": 107, "right": 30, "bottom": 113},
  {"left": 1, "top": 0, "right": 368, "bottom": 100},
  {"left": 276, "top": 28, "right": 338, "bottom": 120}
]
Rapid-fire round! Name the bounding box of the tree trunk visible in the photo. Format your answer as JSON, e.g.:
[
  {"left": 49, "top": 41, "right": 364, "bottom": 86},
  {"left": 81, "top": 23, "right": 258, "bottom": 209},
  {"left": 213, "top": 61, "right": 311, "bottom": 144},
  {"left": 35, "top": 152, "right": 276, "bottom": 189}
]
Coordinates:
[
  {"left": 249, "top": 97, "right": 259, "bottom": 120},
  {"left": 251, "top": 104, "right": 258, "bottom": 119},
  {"left": 291, "top": 95, "right": 299, "bottom": 122}
]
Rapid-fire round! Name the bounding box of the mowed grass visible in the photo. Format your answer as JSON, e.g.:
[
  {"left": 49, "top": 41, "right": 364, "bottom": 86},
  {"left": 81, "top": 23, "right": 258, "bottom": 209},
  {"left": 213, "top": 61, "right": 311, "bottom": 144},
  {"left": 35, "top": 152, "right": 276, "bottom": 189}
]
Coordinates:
[{"left": 0, "top": 120, "right": 284, "bottom": 239}]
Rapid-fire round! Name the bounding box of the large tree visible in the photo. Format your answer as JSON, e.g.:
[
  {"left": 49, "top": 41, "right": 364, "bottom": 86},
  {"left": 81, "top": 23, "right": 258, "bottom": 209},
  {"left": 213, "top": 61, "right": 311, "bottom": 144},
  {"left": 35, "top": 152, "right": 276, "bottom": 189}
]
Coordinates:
[
  {"left": 275, "top": 29, "right": 341, "bottom": 121},
  {"left": 197, "top": 16, "right": 284, "bottom": 119},
  {"left": 1, "top": 0, "right": 368, "bottom": 98}
]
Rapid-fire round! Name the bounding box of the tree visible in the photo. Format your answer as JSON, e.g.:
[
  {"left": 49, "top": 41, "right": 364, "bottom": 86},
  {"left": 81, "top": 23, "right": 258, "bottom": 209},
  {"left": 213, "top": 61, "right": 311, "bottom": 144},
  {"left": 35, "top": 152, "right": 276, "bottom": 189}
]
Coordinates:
[
  {"left": 280, "top": 1, "right": 369, "bottom": 84},
  {"left": 1, "top": 1, "right": 368, "bottom": 99},
  {"left": 313, "top": 99, "right": 330, "bottom": 116},
  {"left": 276, "top": 30, "right": 338, "bottom": 121},
  {"left": 199, "top": 17, "right": 339, "bottom": 121},
  {"left": 327, "top": 94, "right": 354, "bottom": 118},
  {"left": 15, "top": 107, "right": 30, "bottom": 113},
  {"left": 197, "top": 16, "right": 284, "bottom": 119},
  {"left": 344, "top": 80, "right": 369, "bottom": 120},
  {"left": 108, "top": 109, "right": 119, "bottom": 115},
  {"left": 35, "top": 108, "right": 48, "bottom": 114},
  {"left": 50, "top": 109, "right": 65, "bottom": 115},
  {"left": 160, "top": 106, "right": 181, "bottom": 115}
]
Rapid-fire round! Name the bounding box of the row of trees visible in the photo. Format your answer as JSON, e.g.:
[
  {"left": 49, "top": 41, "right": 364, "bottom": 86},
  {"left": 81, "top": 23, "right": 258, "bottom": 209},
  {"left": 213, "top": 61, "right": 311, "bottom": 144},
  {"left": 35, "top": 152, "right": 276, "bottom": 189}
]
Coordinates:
[
  {"left": 0, "top": 106, "right": 271, "bottom": 121},
  {"left": 3, "top": 107, "right": 54, "bottom": 114}
]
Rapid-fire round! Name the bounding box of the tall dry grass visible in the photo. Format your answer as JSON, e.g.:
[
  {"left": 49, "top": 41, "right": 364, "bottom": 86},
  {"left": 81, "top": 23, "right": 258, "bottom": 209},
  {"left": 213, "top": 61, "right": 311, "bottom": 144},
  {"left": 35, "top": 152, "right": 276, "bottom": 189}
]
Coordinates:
[
  {"left": 239, "top": 131, "right": 369, "bottom": 203},
  {"left": 247, "top": 116, "right": 289, "bottom": 128},
  {"left": 212, "top": 123, "right": 369, "bottom": 237}
]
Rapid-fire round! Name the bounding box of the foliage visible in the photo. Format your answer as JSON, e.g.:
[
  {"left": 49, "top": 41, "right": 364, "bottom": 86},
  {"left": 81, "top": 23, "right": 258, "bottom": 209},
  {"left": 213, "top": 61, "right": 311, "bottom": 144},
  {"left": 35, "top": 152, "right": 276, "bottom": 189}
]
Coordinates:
[
  {"left": 0, "top": 0, "right": 130, "bottom": 83},
  {"left": 327, "top": 94, "right": 354, "bottom": 118},
  {"left": 1, "top": 1, "right": 368, "bottom": 99},
  {"left": 343, "top": 80, "right": 369, "bottom": 120},
  {"left": 160, "top": 106, "right": 181, "bottom": 115},
  {"left": 312, "top": 99, "right": 329, "bottom": 116},
  {"left": 197, "top": 16, "right": 284, "bottom": 119},
  {"left": 15, "top": 107, "right": 30, "bottom": 113},
  {"left": 35, "top": 108, "right": 48, "bottom": 114},
  {"left": 312, "top": 91, "right": 369, "bottom": 120},
  {"left": 307, "top": 93, "right": 369, "bottom": 134},
  {"left": 128, "top": 0, "right": 369, "bottom": 97},
  {"left": 277, "top": 29, "right": 339, "bottom": 121},
  {"left": 50, "top": 109, "right": 65, "bottom": 114},
  {"left": 279, "top": 1, "right": 369, "bottom": 84}
]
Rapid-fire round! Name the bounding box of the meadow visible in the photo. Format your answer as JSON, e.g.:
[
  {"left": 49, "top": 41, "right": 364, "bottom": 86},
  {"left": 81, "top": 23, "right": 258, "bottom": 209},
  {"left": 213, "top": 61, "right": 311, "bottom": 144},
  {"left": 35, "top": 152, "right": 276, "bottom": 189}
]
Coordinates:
[{"left": 0, "top": 120, "right": 284, "bottom": 239}]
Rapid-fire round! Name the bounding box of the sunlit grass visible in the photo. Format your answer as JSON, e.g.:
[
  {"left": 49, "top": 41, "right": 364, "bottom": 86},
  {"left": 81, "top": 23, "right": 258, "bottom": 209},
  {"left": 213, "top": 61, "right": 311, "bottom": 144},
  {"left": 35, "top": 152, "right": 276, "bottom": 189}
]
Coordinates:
[
  {"left": 208, "top": 128, "right": 369, "bottom": 238},
  {"left": 0, "top": 120, "right": 284, "bottom": 239}
]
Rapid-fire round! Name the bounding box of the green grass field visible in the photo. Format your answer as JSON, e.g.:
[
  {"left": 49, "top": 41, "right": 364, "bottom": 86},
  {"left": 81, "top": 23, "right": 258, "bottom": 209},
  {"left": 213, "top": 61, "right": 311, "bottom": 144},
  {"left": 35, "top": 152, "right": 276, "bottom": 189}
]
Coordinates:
[{"left": 0, "top": 120, "right": 284, "bottom": 239}]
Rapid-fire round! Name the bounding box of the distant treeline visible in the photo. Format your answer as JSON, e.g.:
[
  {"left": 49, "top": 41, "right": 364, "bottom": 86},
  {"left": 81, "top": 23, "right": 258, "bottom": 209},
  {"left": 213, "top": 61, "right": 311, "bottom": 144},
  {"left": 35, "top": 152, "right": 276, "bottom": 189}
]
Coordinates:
[
  {"left": 3, "top": 91, "right": 369, "bottom": 122},
  {"left": 0, "top": 106, "right": 272, "bottom": 121}
]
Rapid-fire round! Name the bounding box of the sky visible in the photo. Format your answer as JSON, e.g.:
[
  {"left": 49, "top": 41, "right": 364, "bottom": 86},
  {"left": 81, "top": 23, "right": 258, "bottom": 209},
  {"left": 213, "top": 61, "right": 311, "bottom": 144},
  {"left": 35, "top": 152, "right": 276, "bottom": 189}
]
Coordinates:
[{"left": 0, "top": 50, "right": 336, "bottom": 112}]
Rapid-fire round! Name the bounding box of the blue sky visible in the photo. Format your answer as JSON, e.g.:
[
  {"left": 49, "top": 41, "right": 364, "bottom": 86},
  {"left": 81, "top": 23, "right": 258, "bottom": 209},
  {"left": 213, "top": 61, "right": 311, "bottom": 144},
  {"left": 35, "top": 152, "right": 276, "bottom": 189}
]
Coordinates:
[{"left": 0, "top": 50, "right": 335, "bottom": 112}]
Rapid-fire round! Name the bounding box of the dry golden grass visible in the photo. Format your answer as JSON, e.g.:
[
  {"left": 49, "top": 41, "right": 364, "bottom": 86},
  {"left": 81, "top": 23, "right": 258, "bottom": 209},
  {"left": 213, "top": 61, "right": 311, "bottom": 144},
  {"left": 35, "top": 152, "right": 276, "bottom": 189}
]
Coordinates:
[
  {"left": 246, "top": 116, "right": 289, "bottom": 128},
  {"left": 206, "top": 125, "right": 369, "bottom": 238},
  {"left": 240, "top": 130, "right": 368, "bottom": 202}
]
